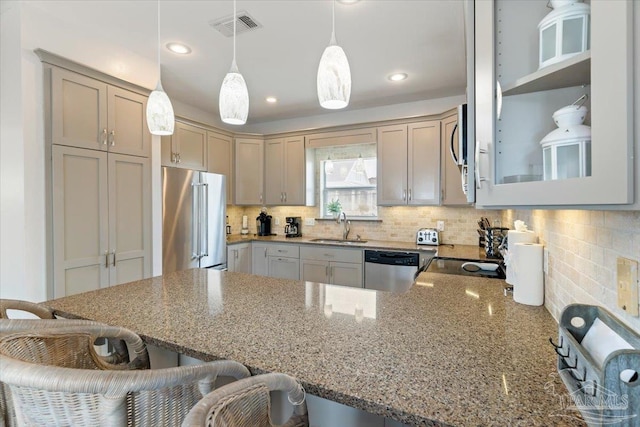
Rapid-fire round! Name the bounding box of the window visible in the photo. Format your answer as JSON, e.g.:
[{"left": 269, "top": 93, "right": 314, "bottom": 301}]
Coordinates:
[{"left": 316, "top": 143, "right": 377, "bottom": 219}]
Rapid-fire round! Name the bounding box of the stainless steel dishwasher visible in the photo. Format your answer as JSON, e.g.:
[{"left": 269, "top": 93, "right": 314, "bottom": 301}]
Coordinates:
[{"left": 364, "top": 250, "right": 432, "bottom": 292}]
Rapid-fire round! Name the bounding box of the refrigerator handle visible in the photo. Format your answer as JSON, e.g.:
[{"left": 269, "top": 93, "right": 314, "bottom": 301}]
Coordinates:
[
  {"left": 191, "top": 182, "right": 199, "bottom": 260},
  {"left": 201, "top": 183, "right": 209, "bottom": 258}
]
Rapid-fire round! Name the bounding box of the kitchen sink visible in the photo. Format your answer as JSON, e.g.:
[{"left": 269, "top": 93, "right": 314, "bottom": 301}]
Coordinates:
[{"left": 309, "top": 238, "right": 368, "bottom": 245}]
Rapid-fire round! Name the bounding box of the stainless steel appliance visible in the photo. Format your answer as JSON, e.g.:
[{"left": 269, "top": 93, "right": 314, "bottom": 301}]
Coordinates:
[
  {"left": 364, "top": 250, "right": 434, "bottom": 292},
  {"left": 426, "top": 257, "right": 505, "bottom": 279},
  {"left": 162, "top": 167, "right": 226, "bottom": 273},
  {"left": 285, "top": 217, "right": 302, "bottom": 237},
  {"left": 416, "top": 228, "right": 439, "bottom": 245},
  {"left": 450, "top": 103, "right": 468, "bottom": 167}
]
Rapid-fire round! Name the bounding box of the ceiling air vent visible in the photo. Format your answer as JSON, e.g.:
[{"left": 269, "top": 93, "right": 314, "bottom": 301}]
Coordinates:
[{"left": 210, "top": 10, "right": 262, "bottom": 37}]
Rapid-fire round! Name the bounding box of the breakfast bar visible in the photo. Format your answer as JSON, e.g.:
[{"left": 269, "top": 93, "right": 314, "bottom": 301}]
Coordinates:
[{"left": 44, "top": 269, "right": 585, "bottom": 426}]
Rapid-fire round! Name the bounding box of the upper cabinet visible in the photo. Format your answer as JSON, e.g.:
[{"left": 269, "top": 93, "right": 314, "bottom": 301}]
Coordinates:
[
  {"left": 264, "top": 136, "right": 305, "bottom": 205},
  {"left": 377, "top": 121, "right": 441, "bottom": 206},
  {"left": 161, "top": 121, "right": 208, "bottom": 171},
  {"left": 51, "top": 68, "right": 150, "bottom": 157},
  {"left": 208, "top": 130, "right": 233, "bottom": 199},
  {"left": 234, "top": 137, "right": 264, "bottom": 205},
  {"left": 473, "top": 0, "right": 634, "bottom": 207},
  {"left": 440, "top": 113, "right": 469, "bottom": 206}
]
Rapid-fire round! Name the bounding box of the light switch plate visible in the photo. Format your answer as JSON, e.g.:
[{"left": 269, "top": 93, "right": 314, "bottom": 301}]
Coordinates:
[
  {"left": 304, "top": 218, "right": 315, "bottom": 226},
  {"left": 617, "top": 257, "right": 639, "bottom": 316},
  {"left": 436, "top": 221, "right": 445, "bottom": 231},
  {"left": 275, "top": 217, "right": 280, "bottom": 226}
]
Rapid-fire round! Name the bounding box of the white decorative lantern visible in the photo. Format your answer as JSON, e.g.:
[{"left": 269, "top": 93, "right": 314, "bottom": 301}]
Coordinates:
[
  {"left": 538, "top": 0, "right": 590, "bottom": 69},
  {"left": 540, "top": 102, "right": 591, "bottom": 180}
]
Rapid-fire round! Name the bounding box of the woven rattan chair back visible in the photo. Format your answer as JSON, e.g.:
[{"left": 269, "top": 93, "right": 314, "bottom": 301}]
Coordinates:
[
  {"left": 0, "top": 299, "right": 56, "bottom": 319},
  {"left": 0, "top": 335, "right": 251, "bottom": 427},
  {"left": 182, "top": 372, "right": 308, "bottom": 427}
]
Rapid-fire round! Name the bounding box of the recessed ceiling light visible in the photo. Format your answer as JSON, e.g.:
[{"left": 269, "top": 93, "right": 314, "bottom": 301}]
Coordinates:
[
  {"left": 166, "top": 43, "right": 192, "bottom": 54},
  {"left": 388, "top": 73, "right": 408, "bottom": 82},
  {"left": 266, "top": 96, "right": 278, "bottom": 103}
]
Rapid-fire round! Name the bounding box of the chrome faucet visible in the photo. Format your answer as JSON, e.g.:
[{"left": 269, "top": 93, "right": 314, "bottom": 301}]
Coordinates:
[{"left": 337, "top": 212, "right": 351, "bottom": 240}]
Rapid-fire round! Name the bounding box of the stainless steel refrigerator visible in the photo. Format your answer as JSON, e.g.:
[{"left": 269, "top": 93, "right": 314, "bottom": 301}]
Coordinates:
[{"left": 162, "top": 167, "right": 226, "bottom": 273}]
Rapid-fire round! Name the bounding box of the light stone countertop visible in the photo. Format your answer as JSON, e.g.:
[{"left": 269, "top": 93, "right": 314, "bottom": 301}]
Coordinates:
[
  {"left": 44, "top": 269, "right": 584, "bottom": 426},
  {"left": 227, "top": 234, "right": 490, "bottom": 260}
]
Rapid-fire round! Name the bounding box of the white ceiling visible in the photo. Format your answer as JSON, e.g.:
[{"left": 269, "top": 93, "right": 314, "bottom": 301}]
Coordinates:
[{"left": 27, "top": 0, "right": 468, "bottom": 127}]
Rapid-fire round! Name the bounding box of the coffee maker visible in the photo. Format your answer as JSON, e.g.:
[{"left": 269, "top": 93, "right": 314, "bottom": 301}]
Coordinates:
[
  {"left": 256, "top": 208, "right": 272, "bottom": 236},
  {"left": 285, "top": 217, "right": 302, "bottom": 238}
]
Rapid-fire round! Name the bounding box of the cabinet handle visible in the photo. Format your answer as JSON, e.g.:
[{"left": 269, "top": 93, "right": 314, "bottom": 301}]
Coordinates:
[
  {"left": 408, "top": 189, "right": 412, "bottom": 201},
  {"left": 259, "top": 193, "right": 263, "bottom": 203},
  {"left": 402, "top": 189, "right": 407, "bottom": 201},
  {"left": 101, "top": 129, "right": 108, "bottom": 145},
  {"left": 111, "top": 250, "right": 116, "bottom": 267},
  {"left": 177, "top": 153, "right": 181, "bottom": 163},
  {"left": 475, "top": 141, "right": 487, "bottom": 190},
  {"left": 235, "top": 250, "right": 238, "bottom": 259},
  {"left": 109, "top": 130, "right": 115, "bottom": 146},
  {"left": 283, "top": 192, "right": 287, "bottom": 202},
  {"left": 325, "top": 265, "right": 329, "bottom": 277},
  {"left": 264, "top": 248, "right": 267, "bottom": 258},
  {"left": 330, "top": 266, "right": 334, "bottom": 281},
  {"left": 323, "top": 253, "right": 333, "bottom": 258},
  {"left": 105, "top": 250, "right": 109, "bottom": 268}
]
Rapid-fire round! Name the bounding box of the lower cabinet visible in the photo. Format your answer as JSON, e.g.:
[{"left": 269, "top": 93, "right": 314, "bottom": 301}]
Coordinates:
[
  {"left": 227, "top": 243, "right": 251, "bottom": 273},
  {"left": 252, "top": 243, "right": 300, "bottom": 280},
  {"left": 299, "top": 247, "right": 363, "bottom": 288},
  {"left": 267, "top": 256, "right": 300, "bottom": 280}
]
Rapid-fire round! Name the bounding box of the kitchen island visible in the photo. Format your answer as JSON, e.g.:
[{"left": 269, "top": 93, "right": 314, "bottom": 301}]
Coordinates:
[{"left": 44, "top": 269, "right": 584, "bottom": 426}]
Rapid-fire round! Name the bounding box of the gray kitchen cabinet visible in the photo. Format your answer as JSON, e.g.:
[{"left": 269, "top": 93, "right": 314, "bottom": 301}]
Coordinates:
[
  {"left": 267, "top": 256, "right": 300, "bottom": 280},
  {"left": 300, "top": 246, "right": 363, "bottom": 287},
  {"left": 207, "top": 130, "right": 233, "bottom": 199},
  {"left": 252, "top": 243, "right": 300, "bottom": 280},
  {"left": 377, "top": 121, "right": 441, "bottom": 206},
  {"left": 264, "top": 136, "right": 306, "bottom": 205},
  {"left": 52, "top": 145, "right": 151, "bottom": 298},
  {"left": 161, "top": 121, "right": 208, "bottom": 171},
  {"left": 251, "top": 242, "right": 269, "bottom": 276},
  {"left": 234, "top": 137, "right": 264, "bottom": 205},
  {"left": 227, "top": 243, "right": 251, "bottom": 273},
  {"left": 440, "top": 112, "right": 468, "bottom": 206},
  {"left": 473, "top": 0, "right": 634, "bottom": 207},
  {"left": 51, "top": 67, "right": 150, "bottom": 157}
]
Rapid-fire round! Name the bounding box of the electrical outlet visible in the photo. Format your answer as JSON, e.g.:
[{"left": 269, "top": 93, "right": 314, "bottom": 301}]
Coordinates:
[
  {"left": 543, "top": 248, "right": 549, "bottom": 274},
  {"left": 275, "top": 217, "right": 280, "bottom": 226},
  {"left": 617, "top": 257, "right": 639, "bottom": 316},
  {"left": 304, "top": 218, "right": 315, "bottom": 226},
  {"left": 436, "top": 221, "right": 445, "bottom": 232}
]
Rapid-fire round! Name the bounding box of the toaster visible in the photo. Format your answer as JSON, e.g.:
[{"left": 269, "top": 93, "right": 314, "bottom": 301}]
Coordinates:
[{"left": 417, "top": 228, "right": 439, "bottom": 245}]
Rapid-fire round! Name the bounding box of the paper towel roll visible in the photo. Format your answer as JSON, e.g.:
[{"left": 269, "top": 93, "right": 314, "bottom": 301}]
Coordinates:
[
  {"left": 512, "top": 243, "right": 544, "bottom": 306},
  {"left": 506, "top": 230, "right": 537, "bottom": 285},
  {"left": 242, "top": 215, "right": 248, "bottom": 229}
]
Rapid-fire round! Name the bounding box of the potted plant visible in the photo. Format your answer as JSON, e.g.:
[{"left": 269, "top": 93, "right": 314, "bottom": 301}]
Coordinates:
[{"left": 327, "top": 199, "right": 342, "bottom": 219}]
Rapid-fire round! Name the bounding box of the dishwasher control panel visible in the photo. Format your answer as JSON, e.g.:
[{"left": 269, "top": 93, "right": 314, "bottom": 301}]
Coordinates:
[{"left": 416, "top": 228, "right": 439, "bottom": 246}]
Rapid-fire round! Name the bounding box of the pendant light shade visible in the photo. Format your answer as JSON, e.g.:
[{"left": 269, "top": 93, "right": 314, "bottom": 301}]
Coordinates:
[
  {"left": 219, "top": 0, "right": 249, "bottom": 125},
  {"left": 317, "top": 0, "right": 351, "bottom": 109},
  {"left": 147, "top": 0, "right": 175, "bottom": 135}
]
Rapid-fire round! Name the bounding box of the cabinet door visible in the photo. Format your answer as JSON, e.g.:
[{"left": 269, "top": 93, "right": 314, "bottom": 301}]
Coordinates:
[
  {"left": 377, "top": 125, "right": 408, "bottom": 205},
  {"left": 234, "top": 138, "right": 264, "bottom": 205},
  {"left": 160, "top": 134, "right": 174, "bottom": 166},
  {"left": 268, "top": 256, "right": 300, "bottom": 280},
  {"left": 264, "top": 138, "right": 284, "bottom": 205},
  {"left": 330, "top": 262, "right": 363, "bottom": 288},
  {"left": 51, "top": 68, "right": 108, "bottom": 151},
  {"left": 174, "top": 122, "right": 207, "bottom": 171},
  {"left": 228, "top": 244, "right": 251, "bottom": 273},
  {"left": 107, "top": 153, "right": 151, "bottom": 286},
  {"left": 208, "top": 131, "right": 233, "bottom": 198},
  {"left": 52, "top": 146, "right": 109, "bottom": 297},
  {"left": 252, "top": 243, "right": 269, "bottom": 276},
  {"left": 440, "top": 114, "right": 468, "bottom": 205},
  {"left": 474, "top": 0, "right": 633, "bottom": 207},
  {"left": 106, "top": 86, "right": 150, "bottom": 157},
  {"left": 407, "top": 121, "right": 440, "bottom": 205},
  {"left": 282, "top": 137, "right": 305, "bottom": 205},
  {"left": 300, "top": 259, "right": 330, "bottom": 284}
]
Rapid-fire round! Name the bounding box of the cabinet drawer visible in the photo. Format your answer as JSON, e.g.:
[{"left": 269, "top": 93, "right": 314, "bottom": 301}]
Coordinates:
[
  {"left": 266, "top": 243, "right": 300, "bottom": 258},
  {"left": 300, "top": 246, "right": 362, "bottom": 264}
]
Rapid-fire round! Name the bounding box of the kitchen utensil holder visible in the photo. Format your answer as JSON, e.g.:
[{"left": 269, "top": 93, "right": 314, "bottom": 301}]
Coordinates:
[
  {"left": 551, "top": 304, "right": 640, "bottom": 427},
  {"left": 484, "top": 227, "right": 508, "bottom": 258}
]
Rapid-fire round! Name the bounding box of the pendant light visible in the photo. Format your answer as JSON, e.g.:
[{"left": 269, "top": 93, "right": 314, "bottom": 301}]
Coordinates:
[
  {"left": 219, "top": 0, "right": 249, "bottom": 125},
  {"left": 146, "top": 0, "right": 175, "bottom": 136},
  {"left": 317, "top": 0, "right": 351, "bottom": 109}
]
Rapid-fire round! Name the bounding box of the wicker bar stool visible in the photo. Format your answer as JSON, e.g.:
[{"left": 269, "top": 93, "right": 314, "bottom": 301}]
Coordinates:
[
  {"left": 0, "top": 298, "right": 56, "bottom": 319},
  {"left": 0, "top": 328, "right": 251, "bottom": 426},
  {"left": 182, "top": 372, "right": 308, "bottom": 427}
]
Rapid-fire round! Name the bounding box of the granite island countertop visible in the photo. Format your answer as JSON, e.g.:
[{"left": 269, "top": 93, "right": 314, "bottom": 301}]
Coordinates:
[{"left": 44, "top": 269, "right": 584, "bottom": 426}]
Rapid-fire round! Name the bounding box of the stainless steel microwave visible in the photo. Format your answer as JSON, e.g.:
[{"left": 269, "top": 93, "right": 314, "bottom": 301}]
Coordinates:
[{"left": 449, "top": 103, "right": 467, "bottom": 167}]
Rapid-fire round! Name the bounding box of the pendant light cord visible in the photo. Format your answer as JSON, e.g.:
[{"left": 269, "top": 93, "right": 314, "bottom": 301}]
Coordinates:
[
  {"left": 332, "top": 0, "right": 336, "bottom": 43},
  {"left": 157, "top": 0, "right": 161, "bottom": 79},
  {"left": 233, "top": 0, "right": 237, "bottom": 63}
]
